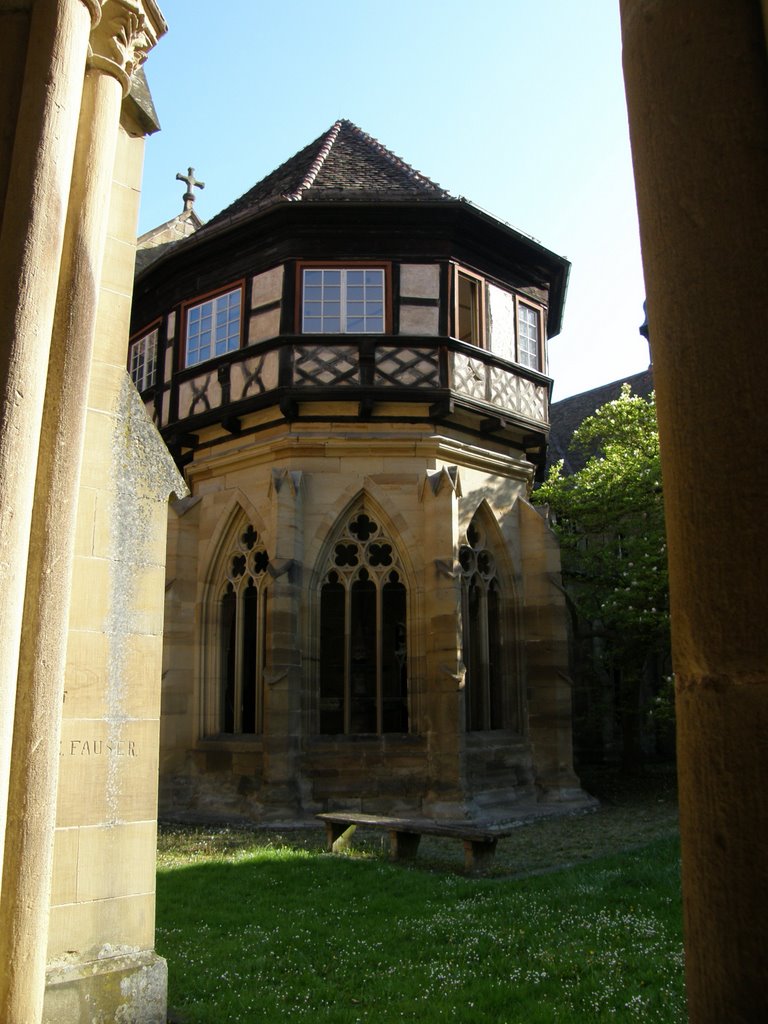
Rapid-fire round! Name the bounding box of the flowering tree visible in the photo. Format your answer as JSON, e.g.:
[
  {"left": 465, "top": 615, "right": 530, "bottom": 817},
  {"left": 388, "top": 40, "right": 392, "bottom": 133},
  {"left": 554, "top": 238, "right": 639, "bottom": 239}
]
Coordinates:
[{"left": 535, "top": 385, "right": 671, "bottom": 765}]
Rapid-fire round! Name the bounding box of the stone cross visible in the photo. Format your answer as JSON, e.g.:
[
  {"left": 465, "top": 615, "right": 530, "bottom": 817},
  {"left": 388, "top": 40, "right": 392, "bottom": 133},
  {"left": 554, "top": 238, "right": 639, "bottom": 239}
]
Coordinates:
[{"left": 176, "top": 166, "right": 205, "bottom": 212}]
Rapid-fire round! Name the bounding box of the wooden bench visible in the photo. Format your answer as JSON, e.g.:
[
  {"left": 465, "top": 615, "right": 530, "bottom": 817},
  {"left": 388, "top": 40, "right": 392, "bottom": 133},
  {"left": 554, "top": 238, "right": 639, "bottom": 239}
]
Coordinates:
[{"left": 317, "top": 811, "right": 514, "bottom": 874}]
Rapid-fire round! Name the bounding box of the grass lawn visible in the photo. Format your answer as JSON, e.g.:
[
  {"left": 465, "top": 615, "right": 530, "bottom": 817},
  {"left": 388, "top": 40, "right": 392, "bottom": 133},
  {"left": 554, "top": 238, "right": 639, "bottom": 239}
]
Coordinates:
[{"left": 157, "top": 766, "right": 683, "bottom": 1023}]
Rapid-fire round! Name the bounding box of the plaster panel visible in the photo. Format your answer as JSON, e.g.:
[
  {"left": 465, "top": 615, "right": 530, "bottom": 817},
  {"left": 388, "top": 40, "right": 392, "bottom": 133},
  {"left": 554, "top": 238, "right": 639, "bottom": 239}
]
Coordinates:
[
  {"left": 231, "top": 350, "right": 279, "bottom": 400},
  {"left": 487, "top": 282, "right": 516, "bottom": 362},
  {"left": 400, "top": 264, "right": 439, "bottom": 298},
  {"left": 251, "top": 265, "right": 284, "bottom": 308},
  {"left": 398, "top": 305, "right": 439, "bottom": 336},
  {"left": 178, "top": 373, "right": 222, "bottom": 419},
  {"left": 248, "top": 307, "right": 281, "bottom": 344}
]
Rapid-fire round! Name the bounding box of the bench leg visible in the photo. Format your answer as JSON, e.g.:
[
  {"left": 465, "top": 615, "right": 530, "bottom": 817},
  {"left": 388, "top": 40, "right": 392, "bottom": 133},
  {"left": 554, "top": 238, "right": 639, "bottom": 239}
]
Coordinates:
[
  {"left": 463, "top": 838, "right": 497, "bottom": 874},
  {"left": 325, "top": 822, "right": 349, "bottom": 849},
  {"left": 389, "top": 830, "right": 421, "bottom": 861}
]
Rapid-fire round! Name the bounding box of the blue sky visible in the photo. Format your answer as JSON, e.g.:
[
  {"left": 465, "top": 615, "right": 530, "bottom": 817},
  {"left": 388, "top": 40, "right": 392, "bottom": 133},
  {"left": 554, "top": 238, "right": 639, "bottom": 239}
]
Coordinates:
[{"left": 138, "top": 0, "right": 648, "bottom": 400}]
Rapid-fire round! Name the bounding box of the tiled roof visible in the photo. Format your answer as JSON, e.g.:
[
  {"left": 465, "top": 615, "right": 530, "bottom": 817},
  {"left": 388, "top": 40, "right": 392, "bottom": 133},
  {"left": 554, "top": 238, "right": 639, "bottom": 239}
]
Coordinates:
[
  {"left": 199, "top": 119, "right": 450, "bottom": 234},
  {"left": 546, "top": 367, "right": 655, "bottom": 475}
]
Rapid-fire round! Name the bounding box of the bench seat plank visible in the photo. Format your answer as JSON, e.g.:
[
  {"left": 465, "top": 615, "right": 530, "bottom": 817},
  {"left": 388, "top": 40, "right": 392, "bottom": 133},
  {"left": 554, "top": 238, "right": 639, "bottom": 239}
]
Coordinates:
[{"left": 317, "top": 811, "right": 512, "bottom": 873}]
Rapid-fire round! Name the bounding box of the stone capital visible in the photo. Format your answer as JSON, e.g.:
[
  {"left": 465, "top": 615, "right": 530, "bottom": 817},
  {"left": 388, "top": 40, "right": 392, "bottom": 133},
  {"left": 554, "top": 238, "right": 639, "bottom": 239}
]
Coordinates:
[
  {"left": 88, "top": 0, "right": 166, "bottom": 95},
  {"left": 80, "top": 0, "right": 104, "bottom": 26}
]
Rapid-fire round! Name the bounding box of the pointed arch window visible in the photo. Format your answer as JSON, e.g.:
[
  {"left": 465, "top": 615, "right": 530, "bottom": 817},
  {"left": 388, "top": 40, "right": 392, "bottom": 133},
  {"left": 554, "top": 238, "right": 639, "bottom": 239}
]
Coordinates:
[
  {"left": 460, "top": 518, "right": 515, "bottom": 731},
  {"left": 217, "top": 523, "right": 270, "bottom": 734},
  {"left": 319, "top": 511, "right": 408, "bottom": 735}
]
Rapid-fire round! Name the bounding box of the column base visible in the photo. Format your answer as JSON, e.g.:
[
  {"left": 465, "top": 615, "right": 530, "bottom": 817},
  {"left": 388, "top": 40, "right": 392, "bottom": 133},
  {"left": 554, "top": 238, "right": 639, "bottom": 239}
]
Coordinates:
[{"left": 44, "top": 949, "right": 167, "bottom": 1024}]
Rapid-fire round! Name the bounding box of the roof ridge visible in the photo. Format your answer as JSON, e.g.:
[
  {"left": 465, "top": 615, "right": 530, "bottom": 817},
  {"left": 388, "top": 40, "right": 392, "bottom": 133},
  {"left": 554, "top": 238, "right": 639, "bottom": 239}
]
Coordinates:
[{"left": 283, "top": 120, "right": 344, "bottom": 202}]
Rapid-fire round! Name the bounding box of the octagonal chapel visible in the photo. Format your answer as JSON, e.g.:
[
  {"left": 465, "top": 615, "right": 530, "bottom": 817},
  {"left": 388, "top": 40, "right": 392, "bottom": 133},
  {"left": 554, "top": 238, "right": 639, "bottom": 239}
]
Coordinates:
[{"left": 130, "top": 120, "right": 585, "bottom": 822}]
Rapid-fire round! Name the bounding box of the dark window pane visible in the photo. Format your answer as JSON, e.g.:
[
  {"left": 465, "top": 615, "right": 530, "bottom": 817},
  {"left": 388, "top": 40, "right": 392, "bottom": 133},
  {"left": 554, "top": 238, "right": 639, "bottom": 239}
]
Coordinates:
[
  {"left": 320, "top": 581, "right": 345, "bottom": 734},
  {"left": 488, "top": 581, "right": 504, "bottom": 729},
  {"left": 241, "top": 581, "right": 258, "bottom": 733},
  {"left": 350, "top": 578, "right": 377, "bottom": 733},
  {"left": 466, "top": 578, "right": 485, "bottom": 730},
  {"left": 220, "top": 587, "right": 237, "bottom": 733}
]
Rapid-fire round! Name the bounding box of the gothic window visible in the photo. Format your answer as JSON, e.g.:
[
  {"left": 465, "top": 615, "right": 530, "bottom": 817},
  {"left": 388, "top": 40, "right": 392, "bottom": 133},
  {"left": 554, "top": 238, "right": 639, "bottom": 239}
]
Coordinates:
[
  {"left": 217, "top": 523, "right": 270, "bottom": 734},
  {"left": 460, "top": 518, "right": 513, "bottom": 731},
  {"left": 129, "top": 328, "right": 158, "bottom": 391},
  {"left": 184, "top": 285, "right": 242, "bottom": 367},
  {"left": 301, "top": 267, "right": 386, "bottom": 333},
  {"left": 319, "top": 510, "right": 408, "bottom": 734}
]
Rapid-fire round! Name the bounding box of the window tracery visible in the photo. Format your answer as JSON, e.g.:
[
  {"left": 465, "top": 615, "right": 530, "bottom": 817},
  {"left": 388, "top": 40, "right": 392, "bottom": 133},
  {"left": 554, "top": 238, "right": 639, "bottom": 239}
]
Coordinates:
[
  {"left": 319, "top": 510, "right": 408, "bottom": 735},
  {"left": 217, "top": 523, "right": 270, "bottom": 734}
]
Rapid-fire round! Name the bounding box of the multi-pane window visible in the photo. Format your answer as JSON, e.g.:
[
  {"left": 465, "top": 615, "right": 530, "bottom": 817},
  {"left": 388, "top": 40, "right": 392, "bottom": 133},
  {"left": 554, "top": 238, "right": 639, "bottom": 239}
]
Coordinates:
[
  {"left": 218, "top": 523, "right": 270, "bottom": 735},
  {"left": 460, "top": 518, "right": 512, "bottom": 731},
  {"left": 185, "top": 287, "right": 242, "bottom": 367},
  {"left": 302, "top": 268, "right": 385, "bottom": 333},
  {"left": 129, "top": 328, "right": 158, "bottom": 391},
  {"left": 319, "top": 510, "right": 408, "bottom": 734},
  {"left": 517, "top": 303, "right": 541, "bottom": 370}
]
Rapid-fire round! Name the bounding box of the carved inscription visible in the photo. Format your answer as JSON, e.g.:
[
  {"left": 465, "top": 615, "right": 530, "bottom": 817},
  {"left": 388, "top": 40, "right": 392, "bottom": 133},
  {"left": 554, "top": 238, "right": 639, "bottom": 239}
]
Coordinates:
[{"left": 61, "top": 739, "right": 137, "bottom": 757}]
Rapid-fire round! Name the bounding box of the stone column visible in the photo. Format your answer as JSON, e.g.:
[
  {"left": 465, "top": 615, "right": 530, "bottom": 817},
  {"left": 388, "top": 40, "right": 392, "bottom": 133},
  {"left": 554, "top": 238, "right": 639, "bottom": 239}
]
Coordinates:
[
  {"left": 263, "top": 468, "right": 305, "bottom": 818},
  {"left": 518, "top": 499, "right": 580, "bottom": 799},
  {"left": 0, "top": 5, "right": 160, "bottom": 1021},
  {"left": 0, "top": 0, "right": 98, "bottom": 896},
  {"left": 620, "top": 3, "right": 768, "bottom": 1020},
  {"left": 420, "top": 466, "right": 467, "bottom": 818}
]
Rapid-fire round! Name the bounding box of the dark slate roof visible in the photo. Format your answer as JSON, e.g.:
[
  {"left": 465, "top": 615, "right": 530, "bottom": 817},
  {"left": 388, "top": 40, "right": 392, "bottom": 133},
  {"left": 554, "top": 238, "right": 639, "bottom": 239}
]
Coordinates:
[
  {"left": 199, "top": 119, "right": 450, "bottom": 234},
  {"left": 546, "top": 366, "right": 654, "bottom": 475}
]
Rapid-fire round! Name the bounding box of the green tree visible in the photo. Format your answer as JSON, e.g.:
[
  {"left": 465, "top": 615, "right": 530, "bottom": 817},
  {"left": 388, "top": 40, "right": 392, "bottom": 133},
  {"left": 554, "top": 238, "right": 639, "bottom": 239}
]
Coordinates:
[{"left": 535, "top": 385, "right": 671, "bottom": 766}]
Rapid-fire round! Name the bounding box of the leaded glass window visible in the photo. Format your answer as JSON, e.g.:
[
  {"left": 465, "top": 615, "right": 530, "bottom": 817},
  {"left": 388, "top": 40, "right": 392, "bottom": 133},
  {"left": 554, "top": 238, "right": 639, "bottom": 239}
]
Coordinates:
[
  {"left": 517, "top": 303, "right": 541, "bottom": 370},
  {"left": 319, "top": 510, "right": 408, "bottom": 734},
  {"left": 186, "top": 287, "right": 242, "bottom": 367},
  {"left": 129, "top": 328, "right": 158, "bottom": 391},
  {"left": 218, "top": 523, "right": 270, "bottom": 734},
  {"left": 302, "top": 268, "right": 385, "bottom": 334}
]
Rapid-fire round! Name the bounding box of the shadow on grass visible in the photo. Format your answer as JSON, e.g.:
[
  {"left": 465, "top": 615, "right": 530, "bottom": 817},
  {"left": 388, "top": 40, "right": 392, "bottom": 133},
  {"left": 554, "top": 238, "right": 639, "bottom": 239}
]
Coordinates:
[{"left": 158, "top": 836, "right": 684, "bottom": 1024}]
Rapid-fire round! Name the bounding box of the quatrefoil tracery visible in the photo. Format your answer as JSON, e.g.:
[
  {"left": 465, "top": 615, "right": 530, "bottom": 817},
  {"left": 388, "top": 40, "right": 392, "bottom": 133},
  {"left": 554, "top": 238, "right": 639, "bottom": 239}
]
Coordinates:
[
  {"left": 326, "top": 511, "right": 401, "bottom": 585},
  {"left": 225, "top": 523, "right": 270, "bottom": 586}
]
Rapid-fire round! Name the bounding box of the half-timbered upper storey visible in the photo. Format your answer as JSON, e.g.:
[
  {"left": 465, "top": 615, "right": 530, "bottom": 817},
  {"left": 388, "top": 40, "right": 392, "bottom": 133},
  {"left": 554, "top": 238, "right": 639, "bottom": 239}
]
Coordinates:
[{"left": 130, "top": 120, "right": 570, "bottom": 474}]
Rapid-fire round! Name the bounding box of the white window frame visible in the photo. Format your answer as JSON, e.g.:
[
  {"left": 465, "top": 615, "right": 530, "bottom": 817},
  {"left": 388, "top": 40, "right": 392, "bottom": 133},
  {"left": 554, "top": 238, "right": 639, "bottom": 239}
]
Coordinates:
[
  {"left": 185, "top": 286, "right": 242, "bottom": 368},
  {"left": 516, "top": 300, "right": 542, "bottom": 371},
  {"left": 129, "top": 328, "right": 158, "bottom": 391},
  {"left": 302, "top": 267, "right": 386, "bottom": 334}
]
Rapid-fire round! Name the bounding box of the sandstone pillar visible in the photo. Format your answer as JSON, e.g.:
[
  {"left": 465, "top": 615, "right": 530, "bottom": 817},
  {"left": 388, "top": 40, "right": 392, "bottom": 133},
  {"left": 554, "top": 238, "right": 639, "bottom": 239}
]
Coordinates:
[
  {"left": 263, "top": 468, "right": 305, "bottom": 817},
  {"left": 518, "top": 499, "right": 580, "bottom": 799},
  {"left": 0, "top": 4, "right": 165, "bottom": 1021},
  {"left": 620, "top": 3, "right": 768, "bottom": 1019},
  {"left": 421, "top": 466, "right": 466, "bottom": 817},
  {"left": 0, "top": 0, "right": 98, "bottom": 895}
]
